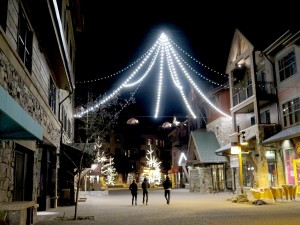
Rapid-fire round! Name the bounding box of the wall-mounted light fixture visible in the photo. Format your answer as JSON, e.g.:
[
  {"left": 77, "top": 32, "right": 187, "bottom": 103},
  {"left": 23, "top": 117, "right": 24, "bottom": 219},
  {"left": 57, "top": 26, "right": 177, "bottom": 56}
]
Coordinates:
[{"left": 240, "top": 131, "right": 248, "bottom": 146}]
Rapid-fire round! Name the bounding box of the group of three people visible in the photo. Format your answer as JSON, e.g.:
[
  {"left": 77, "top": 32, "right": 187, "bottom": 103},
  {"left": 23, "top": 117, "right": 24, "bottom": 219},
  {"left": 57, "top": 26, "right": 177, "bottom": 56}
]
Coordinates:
[{"left": 129, "top": 176, "right": 172, "bottom": 205}]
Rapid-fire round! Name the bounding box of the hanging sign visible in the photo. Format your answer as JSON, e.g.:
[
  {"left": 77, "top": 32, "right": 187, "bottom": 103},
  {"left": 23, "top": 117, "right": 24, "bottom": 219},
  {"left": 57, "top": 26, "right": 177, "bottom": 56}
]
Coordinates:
[{"left": 230, "top": 155, "right": 239, "bottom": 168}]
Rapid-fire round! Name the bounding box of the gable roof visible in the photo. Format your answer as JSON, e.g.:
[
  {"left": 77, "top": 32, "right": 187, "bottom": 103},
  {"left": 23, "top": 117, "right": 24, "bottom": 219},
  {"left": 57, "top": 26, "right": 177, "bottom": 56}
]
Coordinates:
[{"left": 187, "top": 130, "right": 226, "bottom": 163}]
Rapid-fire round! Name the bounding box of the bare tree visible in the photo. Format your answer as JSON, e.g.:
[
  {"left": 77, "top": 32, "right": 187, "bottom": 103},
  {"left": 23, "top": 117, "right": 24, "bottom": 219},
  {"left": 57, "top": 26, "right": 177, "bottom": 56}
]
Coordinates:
[{"left": 62, "top": 92, "right": 135, "bottom": 220}]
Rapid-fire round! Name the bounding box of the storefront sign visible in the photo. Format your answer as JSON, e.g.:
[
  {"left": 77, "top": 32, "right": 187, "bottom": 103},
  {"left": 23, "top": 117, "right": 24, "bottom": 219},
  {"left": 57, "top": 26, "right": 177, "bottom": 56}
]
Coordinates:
[{"left": 230, "top": 155, "right": 239, "bottom": 168}]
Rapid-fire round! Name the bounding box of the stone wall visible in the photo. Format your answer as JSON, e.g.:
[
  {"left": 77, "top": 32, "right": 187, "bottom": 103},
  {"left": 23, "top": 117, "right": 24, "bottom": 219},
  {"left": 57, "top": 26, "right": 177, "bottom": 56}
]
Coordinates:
[
  {"left": 0, "top": 141, "right": 14, "bottom": 202},
  {"left": 189, "top": 167, "right": 213, "bottom": 193},
  {"left": 206, "top": 117, "right": 232, "bottom": 146},
  {"left": 0, "top": 50, "right": 61, "bottom": 145}
]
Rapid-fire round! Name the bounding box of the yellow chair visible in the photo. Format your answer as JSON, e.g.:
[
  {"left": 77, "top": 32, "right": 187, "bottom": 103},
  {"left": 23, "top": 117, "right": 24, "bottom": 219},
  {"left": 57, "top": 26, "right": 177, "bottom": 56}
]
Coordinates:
[
  {"left": 251, "top": 189, "right": 261, "bottom": 200},
  {"left": 270, "top": 186, "right": 283, "bottom": 201},
  {"left": 289, "top": 185, "right": 297, "bottom": 200},
  {"left": 251, "top": 188, "right": 274, "bottom": 200},
  {"left": 282, "top": 184, "right": 289, "bottom": 200}
]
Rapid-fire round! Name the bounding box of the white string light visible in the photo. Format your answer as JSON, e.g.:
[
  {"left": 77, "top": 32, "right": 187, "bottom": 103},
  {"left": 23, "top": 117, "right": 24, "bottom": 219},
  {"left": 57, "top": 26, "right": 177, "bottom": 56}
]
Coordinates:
[
  {"left": 74, "top": 33, "right": 232, "bottom": 119},
  {"left": 170, "top": 39, "right": 228, "bottom": 78}
]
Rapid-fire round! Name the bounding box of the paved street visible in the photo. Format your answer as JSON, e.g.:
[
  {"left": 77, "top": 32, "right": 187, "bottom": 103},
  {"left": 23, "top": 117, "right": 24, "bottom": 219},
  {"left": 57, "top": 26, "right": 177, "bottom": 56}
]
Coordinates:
[{"left": 36, "top": 189, "right": 300, "bottom": 225}]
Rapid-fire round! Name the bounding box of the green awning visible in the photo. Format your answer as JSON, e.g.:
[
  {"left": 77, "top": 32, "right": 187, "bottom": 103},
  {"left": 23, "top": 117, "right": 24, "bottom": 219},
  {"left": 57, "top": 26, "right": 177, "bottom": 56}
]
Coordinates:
[{"left": 0, "top": 86, "right": 43, "bottom": 141}]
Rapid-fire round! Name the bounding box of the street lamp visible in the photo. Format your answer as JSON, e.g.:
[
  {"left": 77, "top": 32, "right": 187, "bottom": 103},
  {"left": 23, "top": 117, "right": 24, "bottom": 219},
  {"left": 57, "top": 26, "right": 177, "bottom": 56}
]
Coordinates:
[{"left": 231, "top": 131, "right": 248, "bottom": 194}]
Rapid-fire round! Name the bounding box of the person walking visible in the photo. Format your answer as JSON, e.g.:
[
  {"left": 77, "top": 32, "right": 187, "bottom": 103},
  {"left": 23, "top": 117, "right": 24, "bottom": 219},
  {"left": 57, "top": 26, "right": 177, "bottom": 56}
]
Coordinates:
[
  {"left": 129, "top": 179, "right": 138, "bottom": 205},
  {"left": 163, "top": 176, "right": 172, "bottom": 204},
  {"left": 141, "top": 177, "right": 150, "bottom": 205}
]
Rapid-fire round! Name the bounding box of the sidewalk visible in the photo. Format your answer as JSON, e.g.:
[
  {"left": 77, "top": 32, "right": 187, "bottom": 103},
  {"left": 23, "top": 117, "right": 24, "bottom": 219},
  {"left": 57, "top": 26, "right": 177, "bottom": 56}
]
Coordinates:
[{"left": 36, "top": 188, "right": 300, "bottom": 224}]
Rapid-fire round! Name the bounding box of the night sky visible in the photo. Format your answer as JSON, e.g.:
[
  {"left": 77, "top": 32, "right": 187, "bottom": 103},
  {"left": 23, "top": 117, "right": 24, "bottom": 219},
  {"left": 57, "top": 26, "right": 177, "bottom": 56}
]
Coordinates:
[{"left": 75, "top": 1, "right": 299, "bottom": 126}]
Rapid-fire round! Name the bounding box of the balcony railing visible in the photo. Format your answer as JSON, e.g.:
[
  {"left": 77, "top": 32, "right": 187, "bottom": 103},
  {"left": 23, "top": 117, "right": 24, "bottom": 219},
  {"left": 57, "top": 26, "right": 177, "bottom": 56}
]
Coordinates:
[
  {"left": 232, "top": 82, "right": 276, "bottom": 106},
  {"left": 256, "top": 81, "right": 276, "bottom": 95},
  {"left": 233, "top": 84, "right": 253, "bottom": 106}
]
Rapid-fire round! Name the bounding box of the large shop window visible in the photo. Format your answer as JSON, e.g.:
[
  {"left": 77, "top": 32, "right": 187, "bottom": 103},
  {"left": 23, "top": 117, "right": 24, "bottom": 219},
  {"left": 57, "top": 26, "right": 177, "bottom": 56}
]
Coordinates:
[
  {"left": 242, "top": 155, "right": 254, "bottom": 187},
  {"left": 284, "top": 149, "right": 300, "bottom": 184},
  {"left": 266, "top": 150, "right": 276, "bottom": 186}
]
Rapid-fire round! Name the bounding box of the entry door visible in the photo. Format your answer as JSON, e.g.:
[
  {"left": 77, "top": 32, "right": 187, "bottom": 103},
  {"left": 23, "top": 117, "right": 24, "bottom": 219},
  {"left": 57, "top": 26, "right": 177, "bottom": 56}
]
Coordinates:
[
  {"left": 293, "top": 159, "right": 300, "bottom": 194},
  {"left": 14, "top": 144, "right": 33, "bottom": 201}
]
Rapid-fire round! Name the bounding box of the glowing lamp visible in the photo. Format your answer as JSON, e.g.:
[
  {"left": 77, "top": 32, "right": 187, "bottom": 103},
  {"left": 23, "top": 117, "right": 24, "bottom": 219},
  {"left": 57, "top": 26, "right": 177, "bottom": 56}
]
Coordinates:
[
  {"left": 240, "top": 132, "right": 248, "bottom": 146},
  {"left": 231, "top": 145, "right": 241, "bottom": 154},
  {"left": 91, "top": 164, "right": 98, "bottom": 170}
]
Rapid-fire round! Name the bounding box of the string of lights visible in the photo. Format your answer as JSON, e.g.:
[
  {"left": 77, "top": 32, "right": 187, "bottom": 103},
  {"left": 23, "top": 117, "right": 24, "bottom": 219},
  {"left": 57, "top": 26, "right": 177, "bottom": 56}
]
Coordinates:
[
  {"left": 75, "top": 40, "right": 159, "bottom": 84},
  {"left": 74, "top": 33, "right": 232, "bottom": 119},
  {"left": 170, "top": 39, "right": 228, "bottom": 78}
]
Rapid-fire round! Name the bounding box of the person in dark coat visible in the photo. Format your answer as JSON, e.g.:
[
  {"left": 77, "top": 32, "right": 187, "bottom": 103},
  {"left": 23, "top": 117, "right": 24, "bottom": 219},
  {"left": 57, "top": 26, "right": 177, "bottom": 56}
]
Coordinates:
[
  {"left": 141, "top": 177, "right": 150, "bottom": 205},
  {"left": 163, "top": 176, "right": 172, "bottom": 204},
  {"left": 129, "top": 179, "right": 138, "bottom": 205}
]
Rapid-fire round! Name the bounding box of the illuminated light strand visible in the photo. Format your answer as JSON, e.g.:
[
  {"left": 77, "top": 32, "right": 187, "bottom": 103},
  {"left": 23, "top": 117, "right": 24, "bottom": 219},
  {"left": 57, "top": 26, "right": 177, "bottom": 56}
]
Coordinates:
[
  {"left": 176, "top": 52, "right": 228, "bottom": 88},
  {"left": 121, "top": 43, "right": 158, "bottom": 86},
  {"left": 170, "top": 39, "right": 228, "bottom": 78},
  {"left": 178, "top": 152, "right": 187, "bottom": 165},
  {"left": 165, "top": 42, "right": 196, "bottom": 118},
  {"left": 123, "top": 44, "right": 161, "bottom": 87},
  {"left": 113, "top": 85, "right": 141, "bottom": 119},
  {"left": 154, "top": 43, "right": 165, "bottom": 118},
  {"left": 74, "top": 33, "right": 232, "bottom": 119},
  {"left": 76, "top": 81, "right": 139, "bottom": 121},
  {"left": 76, "top": 41, "right": 159, "bottom": 84},
  {"left": 74, "top": 42, "right": 158, "bottom": 118},
  {"left": 169, "top": 44, "right": 232, "bottom": 119}
]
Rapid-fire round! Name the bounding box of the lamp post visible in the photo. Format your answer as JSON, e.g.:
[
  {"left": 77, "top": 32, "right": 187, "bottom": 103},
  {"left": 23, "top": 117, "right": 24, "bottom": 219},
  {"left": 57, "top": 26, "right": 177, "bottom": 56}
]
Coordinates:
[{"left": 231, "top": 131, "right": 248, "bottom": 195}]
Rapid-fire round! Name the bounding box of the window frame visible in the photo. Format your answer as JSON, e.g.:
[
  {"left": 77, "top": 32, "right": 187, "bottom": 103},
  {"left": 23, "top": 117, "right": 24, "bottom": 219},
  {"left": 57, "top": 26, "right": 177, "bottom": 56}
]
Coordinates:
[
  {"left": 278, "top": 50, "right": 297, "bottom": 82},
  {"left": 282, "top": 97, "right": 300, "bottom": 127}
]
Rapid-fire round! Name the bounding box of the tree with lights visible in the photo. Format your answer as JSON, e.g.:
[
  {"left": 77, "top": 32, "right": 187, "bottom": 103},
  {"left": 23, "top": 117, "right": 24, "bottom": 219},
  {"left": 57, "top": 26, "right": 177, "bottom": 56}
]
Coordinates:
[
  {"left": 63, "top": 91, "right": 134, "bottom": 220},
  {"left": 146, "top": 145, "right": 162, "bottom": 185},
  {"left": 70, "top": 31, "right": 231, "bottom": 220},
  {"left": 101, "top": 156, "right": 118, "bottom": 185}
]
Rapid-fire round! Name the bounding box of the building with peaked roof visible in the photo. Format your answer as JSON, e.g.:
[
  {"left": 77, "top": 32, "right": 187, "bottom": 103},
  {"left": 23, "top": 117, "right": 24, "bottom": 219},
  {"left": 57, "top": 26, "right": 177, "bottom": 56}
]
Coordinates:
[
  {"left": 186, "top": 130, "right": 228, "bottom": 193},
  {"left": 183, "top": 77, "right": 232, "bottom": 193},
  {"left": 216, "top": 28, "right": 300, "bottom": 198}
]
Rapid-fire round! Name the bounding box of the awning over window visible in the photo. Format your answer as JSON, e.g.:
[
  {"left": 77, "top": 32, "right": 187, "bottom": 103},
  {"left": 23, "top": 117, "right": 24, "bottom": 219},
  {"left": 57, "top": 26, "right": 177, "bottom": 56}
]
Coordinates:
[
  {"left": 0, "top": 86, "right": 43, "bottom": 141},
  {"left": 215, "top": 143, "right": 231, "bottom": 154},
  {"left": 262, "top": 125, "right": 300, "bottom": 144},
  {"left": 62, "top": 143, "right": 95, "bottom": 153}
]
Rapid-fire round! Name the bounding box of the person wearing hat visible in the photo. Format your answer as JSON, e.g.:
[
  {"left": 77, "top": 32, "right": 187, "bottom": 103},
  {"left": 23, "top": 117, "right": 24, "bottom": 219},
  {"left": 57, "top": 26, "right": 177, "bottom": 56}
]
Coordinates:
[
  {"left": 129, "top": 179, "right": 138, "bottom": 205},
  {"left": 141, "top": 177, "right": 150, "bottom": 205}
]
